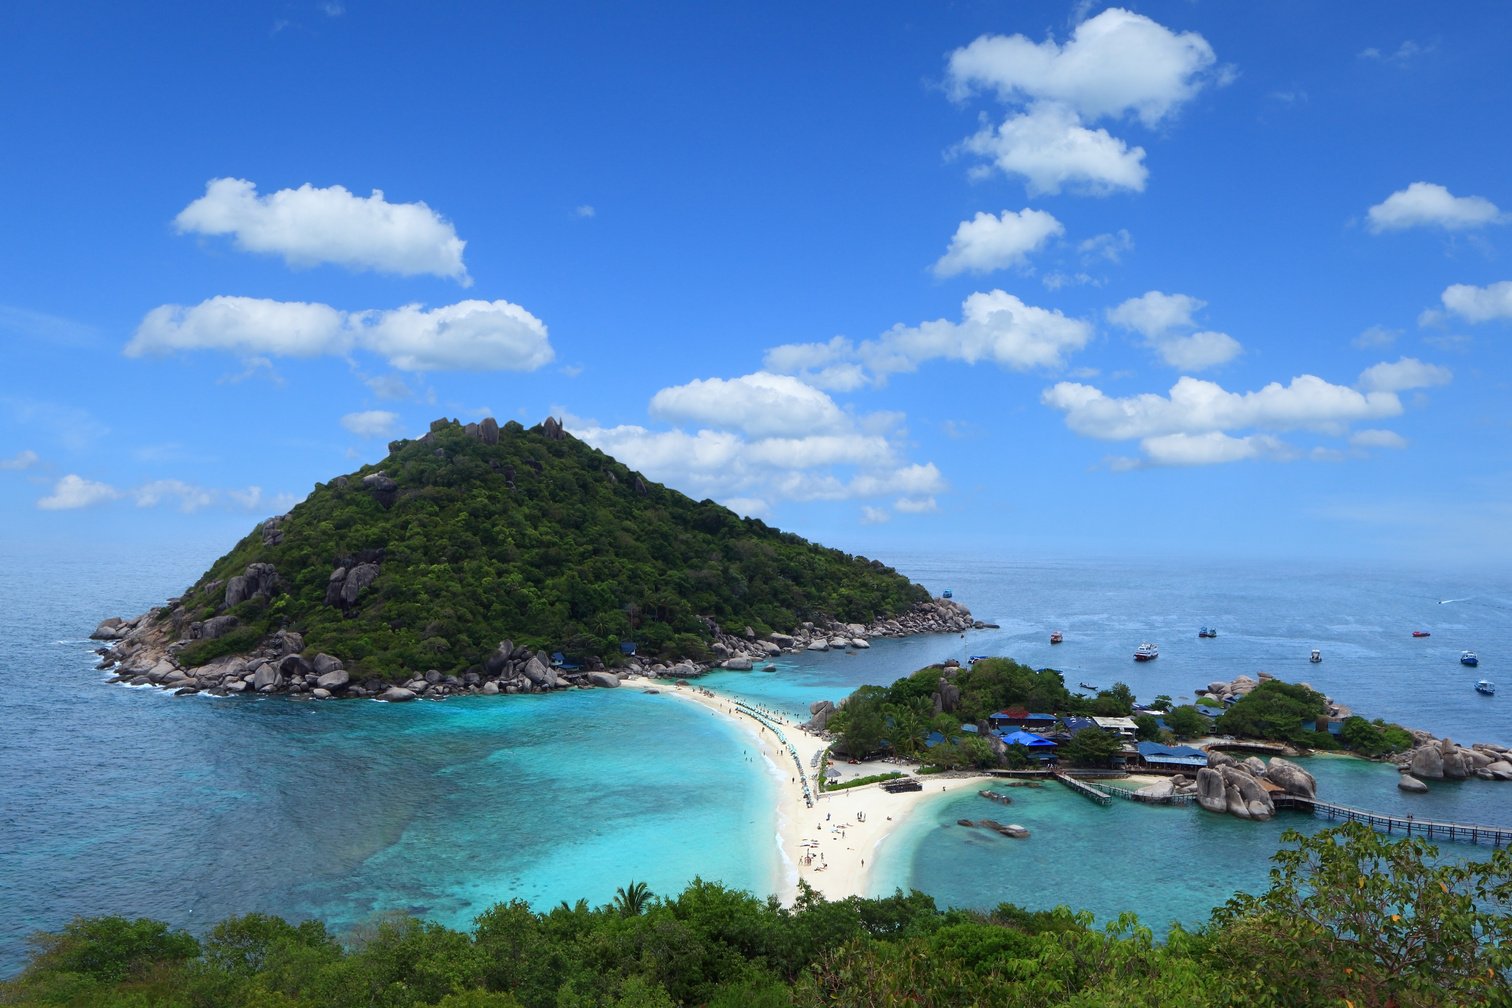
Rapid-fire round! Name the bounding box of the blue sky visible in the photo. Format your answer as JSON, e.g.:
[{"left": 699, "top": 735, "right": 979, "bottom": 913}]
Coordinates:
[{"left": 3, "top": 2, "right": 1511, "bottom": 567}]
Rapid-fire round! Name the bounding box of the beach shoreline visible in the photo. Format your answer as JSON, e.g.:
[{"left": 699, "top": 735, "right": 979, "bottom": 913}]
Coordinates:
[{"left": 653, "top": 682, "right": 986, "bottom": 903}]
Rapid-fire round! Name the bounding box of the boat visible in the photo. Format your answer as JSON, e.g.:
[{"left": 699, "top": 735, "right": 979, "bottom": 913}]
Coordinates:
[
  {"left": 942, "top": 588, "right": 952, "bottom": 599},
  {"left": 1310, "top": 649, "right": 1322, "bottom": 663},
  {"left": 1476, "top": 679, "right": 1496, "bottom": 696},
  {"left": 1198, "top": 626, "right": 1217, "bottom": 638},
  {"left": 1461, "top": 650, "right": 1479, "bottom": 667},
  {"left": 1133, "top": 642, "right": 1158, "bottom": 661},
  {"left": 1078, "top": 681, "right": 1097, "bottom": 691},
  {"left": 1050, "top": 630, "right": 1064, "bottom": 644},
  {"left": 1412, "top": 630, "right": 1431, "bottom": 638}
]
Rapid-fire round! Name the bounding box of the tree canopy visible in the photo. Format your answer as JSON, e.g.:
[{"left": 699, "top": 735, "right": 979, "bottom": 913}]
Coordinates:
[{"left": 166, "top": 419, "right": 929, "bottom": 679}]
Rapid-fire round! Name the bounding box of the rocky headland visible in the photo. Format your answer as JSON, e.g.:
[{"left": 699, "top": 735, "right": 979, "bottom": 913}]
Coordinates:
[{"left": 92, "top": 597, "right": 980, "bottom": 702}]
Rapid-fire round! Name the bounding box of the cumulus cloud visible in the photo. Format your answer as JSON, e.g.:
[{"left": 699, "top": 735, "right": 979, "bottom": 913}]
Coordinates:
[
  {"left": 38, "top": 474, "right": 121, "bottom": 510},
  {"left": 175, "top": 178, "right": 470, "bottom": 283},
  {"left": 127, "top": 296, "right": 554, "bottom": 373},
  {"left": 341, "top": 410, "right": 401, "bottom": 437},
  {"left": 933, "top": 208, "right": 1064, "bottom": 277},
  {"left": 947, "top": 8, "right": 1218, "bottom": 125},
  {"left": 649, "top": 372, "right": 850, "bottom": 439},
  {"left": 1, "top": 449, "right": 38, "bottom": 470},
  {"left": 945, "top": 9, "right": 1218, "bottom": 195},
  {"left": 1351, "top": 429, "right": 1408, "bottom": 449},
  {"left": 1107, "top": 291, "right": 1241, "bottom": 370},
  {"left": 1439, "top": 280, "right": 1512, "bottom": 323},
  {"left": 860, "top": 506, "right": 891, "bottom": 525},
  {"left": 766, "top": 290, "right": 1091, "bottom": 389},
  {"left": 134, "top": 479, "right": 215, "bottom": 512},
  {"left": 895, "top": 496, "right": 938, "bottom": 514},
  {"left": 1357, "top": 357, "right": 1452, "bottom": 393},
  {"left": 1367, "top": 182, "right": 1502, "bottom": 233},
  {"left": 1043, "top": 365, "right": 1447, "bottom": 467},
  {"left": 960, "top": 102, "right": 1148, "bottom": 196}
]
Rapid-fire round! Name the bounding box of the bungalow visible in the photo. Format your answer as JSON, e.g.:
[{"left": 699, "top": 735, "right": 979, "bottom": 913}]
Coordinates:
[
  {"left": 997, "top": 729, "right": 1058, "bottom": 764},
  {"left": 1132, "top": 741, "right": 1209, "bottom": 771},
  {"left": 987, "top": 707, "right": 1058, "bottom": 732},
  {"left": 1091, "top": 716, "right": 1139, "bottom": 739}
]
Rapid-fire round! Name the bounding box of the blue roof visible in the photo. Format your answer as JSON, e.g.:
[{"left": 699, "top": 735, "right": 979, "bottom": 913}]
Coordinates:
[
  {"left": 1135, "top": 741, "right": 1208, "bottom": 762},
  {"left": 1062, "top": 716, "right": 1100, "bottom": 735},
  {"left": 999, "top": 730, "right": 1057, "bottom": 748}
]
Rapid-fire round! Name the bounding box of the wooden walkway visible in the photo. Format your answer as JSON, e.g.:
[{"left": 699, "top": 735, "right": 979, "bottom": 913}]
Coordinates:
[
  {"left": 1051, "top": 772, "right": 1112, "bottom": 806},
  {"left": 1274, "top": 794, "right": 1512, "bottom": 847},
  {"left": 1085, "top": 781, "right": 1195, "bottom": 806}
]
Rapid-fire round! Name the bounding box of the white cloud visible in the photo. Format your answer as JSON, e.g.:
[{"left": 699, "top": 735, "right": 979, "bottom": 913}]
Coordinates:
[
  {"left": 38, "top": 474, "right": 120, "bottom": 510},
  {"left": 1, "top": 449, "right": 38, "bottom": 471},
  {"left": 1079, "top": 229, "right": 1133, "bottom": 263},
  {"left": 1043, "top": 374, "right": 1405, "bottom": 442},
  {"left": 1359, "top": 40, "right": 1432, "bottom": 66},
  {"left": 767, "top": 290, "right": 1091, "bottom": 388},
  {"left": 1440, "top": 280, "right": 1512, "bottom": 323},
  {"left": 175, "top": 178, "right": 471, "bottom": 283},
  {"left": 1139, "top": 431, "right": 1283, "bottom": 467},
  {"left": 1107, "top": 291, "right": 1241, "bottom": 370},
  {"left": 1367, "top": 182, "right": 1502, "bottom": 233},
  {"left": 933, "top": 208, "right": 1063, "bottom": 277},
  {"left": 134, "top": 479, "right": 215, "bottom": 512},
  {"left": 895, "top": 496, "right": 938, "bottom": 514},
  {"left": 1351, "top": 429, "right": 1408, "bottom": 449},
  {"left": 1108, "top": 290, "right": 1201, "bottom": 336},
  {"left": 946, "top": 8, "right": 1218, "bottom": 125},
  {"left": 574, "top": 204, "right": 596, "bottom": 218},
  {"left": 649, "top": 372, "right": 849, "bottom": 439},
  {"left": 860, "top": 506, "right": 891, "bottom": 525},
  {"left": 1357, "top": 357, "right": 1452, "bottom": 393},
  {"left": 1158, "top": 331, "right": 1242, "bottom": 370},
  {"left": 960, "top": 102, "right": 1148, "bottom": 196},
  {"left": 127, "top": 296, "right": 554, "bottom": 373},
  {"left": 341, "top": 410, "right": 402, "bottom": 438}
]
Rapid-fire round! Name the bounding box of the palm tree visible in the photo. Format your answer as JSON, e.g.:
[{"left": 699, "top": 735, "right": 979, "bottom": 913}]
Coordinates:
[{"left": 613, "top": 879, "right": 651, "bottom": 917}]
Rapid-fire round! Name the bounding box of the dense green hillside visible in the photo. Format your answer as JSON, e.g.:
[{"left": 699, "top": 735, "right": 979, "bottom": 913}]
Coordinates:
[{"left": 168, "top": 417, "right": 928, "bottom": 678}]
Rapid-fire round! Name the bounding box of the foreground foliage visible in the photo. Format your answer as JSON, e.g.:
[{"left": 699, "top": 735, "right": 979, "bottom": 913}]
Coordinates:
[
  {"left": 5, "top": 825, "right": 1507, "bottom": 1007},
  {"left": 167, "top": 419, "right": 928, "bottom": 677}
]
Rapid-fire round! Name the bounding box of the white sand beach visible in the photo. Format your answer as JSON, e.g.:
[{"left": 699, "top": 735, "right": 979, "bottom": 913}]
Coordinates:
[{"left": 654, "top": 681, "right": 986, "bottom": 903}]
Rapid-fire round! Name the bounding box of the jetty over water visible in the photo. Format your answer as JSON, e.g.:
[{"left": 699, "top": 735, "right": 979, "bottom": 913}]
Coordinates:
[
  {"left": 1274, "top": 794, "right": 1512, "bottom": 848},
  {"left": 1051, "top": 772, "right": 1112, "bottom": 806}
]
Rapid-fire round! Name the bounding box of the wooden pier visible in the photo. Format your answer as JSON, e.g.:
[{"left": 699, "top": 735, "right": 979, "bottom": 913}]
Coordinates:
[
  {"left": 1052, "top": 772, "right": 1112, "bottom": 806},
  {"left": 1085, "top": 781, "right": 1195, "bottom": 806},
  {"left": 1274, "top": 795, "right": 1512, "bottom": 847}
]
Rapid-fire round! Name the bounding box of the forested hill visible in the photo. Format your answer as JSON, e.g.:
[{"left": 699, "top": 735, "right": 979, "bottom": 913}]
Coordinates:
[{"left": 157, "top": 417, "right": 930, "bottom": 678}]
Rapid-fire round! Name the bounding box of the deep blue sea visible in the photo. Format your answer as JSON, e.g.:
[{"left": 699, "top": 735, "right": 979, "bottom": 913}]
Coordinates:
[{"left": 3, "top": 541, "right": 1510, "bottom": 975}]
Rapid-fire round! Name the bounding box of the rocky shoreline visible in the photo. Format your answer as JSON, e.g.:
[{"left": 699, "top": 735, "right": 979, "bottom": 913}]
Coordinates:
[{"left": 90, "top": 595, "right": 982, "bottom": 703}]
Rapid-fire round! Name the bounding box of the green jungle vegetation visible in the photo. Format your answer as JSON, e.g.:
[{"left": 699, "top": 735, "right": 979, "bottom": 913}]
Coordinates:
[
  {"left": 4, "top": 824, "right": 1507, "bottom": 1007},
  {"left": 168, "top": 419, "right": 928, "bottom": 678},
  {"left": 826, "top": 659, "right": 1415, "bottom": 767}
]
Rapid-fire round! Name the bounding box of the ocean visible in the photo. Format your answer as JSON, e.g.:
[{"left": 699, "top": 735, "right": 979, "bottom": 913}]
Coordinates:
[{"left": 3, "top": 541, "right": 1509, "bottom": 975}]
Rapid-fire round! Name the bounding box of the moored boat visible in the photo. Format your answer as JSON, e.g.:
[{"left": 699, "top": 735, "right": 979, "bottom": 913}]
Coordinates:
[
  {"left": 1475, "top": 679, "right": 1496, "bottom": 696},
  {"left": 942, "top": 588, "right": 952, "bottom": 598},
  {"left": 1412, "top": 630, "right": 1431, "bottom": 638},
  {"left": 1461, "top": 650, "right": 1479, "bottom": 667},
  {"left": 1133, "top": 642, "right": 1158, "bottom": 661},
  {"left": 1050, "top": 630, "right": 1063, "bottom": 644},
  {"left": 1078, "top": 681, "right": 1097, "bottom": 691},
  {"left": 1310, "top": 648, "right": 1322, "bottom": 663},
  {"left": 1198, "top": 626, "right": 1217, "bottom": 638}
]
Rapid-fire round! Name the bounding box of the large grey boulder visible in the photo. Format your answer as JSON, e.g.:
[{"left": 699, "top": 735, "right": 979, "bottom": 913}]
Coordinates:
[
  {"left": 520, "top": 656, "right": 558, "bottom": 688},
  {"left": 316, "top": 668, "right": 350, "bottom": 691},
  {"left": 1409, "top": 746, "right": 1445, "bottom": 779},
  {"left": 91, "top": 617, "right": 128, "bottom": 640},
  {"left": 805, "top": 640, "right": 829, "bottom": 652},
  {"left": 251, "top": 662, "right": 282, "bottom": 691},
  {"left": 312, "top": 653, "right": 344, "bottom": 676},
  {"left": 197, "top": 615, "right": 239, "bottom": 640},
  {"left": 1442, "top": 749, "right": 1474, "bottom": 779},
  {"left": 722, "top": 657, "right": 753, "bottom": 671},
  {"left": 340, "top": 564, "right": 381, "bottom": 606},
  {"left": 279, "top": 654, "right": 313, "bottom": 680},
  {"left": 1398, "top": 774, "right": 1429, "bottom": 793},
  {"left": 1264, "top": 758, "right": 1317, "bottom": 799},
  {"left": 377, "top": 686, "right": 417, "bottom": 702},
  {"left": 588, "top": 671, "right": 620, "bottom": 689},
  {"left": 362, "top": 472, "right": 399, "bottom": 508},
  {"left": 1195, "top": 767, "right": 1228, "bottom": 813}
]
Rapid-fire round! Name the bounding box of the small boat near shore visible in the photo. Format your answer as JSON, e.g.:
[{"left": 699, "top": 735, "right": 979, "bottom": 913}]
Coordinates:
[
  {"left": 1413, "top": 630, "right": 1431, "bottom": 638},
  {"left": 1310, "top": 649, "right": 1322, "bottom": 663},
  {"left": 1078, "top": 681, "right": 1097, "bottom": 691},
  {"left": 1462, "top": 650, "right": 1479, "bottom": 667},
  {"left": 1050, "top": 630, "right": 1063, "bottom": 644},
  {"left": 1198, "top": 626, "right": 1217, "bottom": 638},
  {"left": 1133, "top": 642, "right": 1158, "bottom": 661},
  {"left": 1475, "top": 679, "right": 1496, "bottom": 696}
]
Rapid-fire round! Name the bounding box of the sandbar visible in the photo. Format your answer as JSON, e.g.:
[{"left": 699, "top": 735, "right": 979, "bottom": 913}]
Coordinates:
[{"left": 654, "top": 682, "right": 986, "bottom": 903}]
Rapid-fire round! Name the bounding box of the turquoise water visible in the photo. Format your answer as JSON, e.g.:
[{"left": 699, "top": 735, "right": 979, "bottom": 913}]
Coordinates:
[{"left": 3, "top": 541, "right": 1510, "bottom": 974}]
